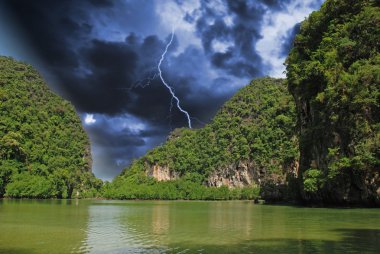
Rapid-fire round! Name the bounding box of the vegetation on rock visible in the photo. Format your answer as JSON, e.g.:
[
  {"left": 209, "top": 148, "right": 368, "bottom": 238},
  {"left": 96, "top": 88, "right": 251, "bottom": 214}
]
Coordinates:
[
  {"left": 0, "top": 56, "right": 102, "bottom": 198},
  {"left": 286, "top": 0, "right": 380, "bottom": 205}
]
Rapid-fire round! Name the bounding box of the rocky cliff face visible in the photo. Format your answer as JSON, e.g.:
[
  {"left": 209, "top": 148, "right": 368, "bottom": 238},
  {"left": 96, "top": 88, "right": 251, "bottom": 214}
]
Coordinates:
[
  {"left": 207, "top": 161, "right": 257, "bottom": 188},
  {"left": 206, "top": 161, "right": 265, "bottom": 188},
  {"left": 206, "top": 161, "right": 291, "bottom": 201},
  {"left": 147, "top": 165, "right": 179, "bottom": 181},
  {"left": 146, "top": 159, "right": 298, "bottom": 201}
]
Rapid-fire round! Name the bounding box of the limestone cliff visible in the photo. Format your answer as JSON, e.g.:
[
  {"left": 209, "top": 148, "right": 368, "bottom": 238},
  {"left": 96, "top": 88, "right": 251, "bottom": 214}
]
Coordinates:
[
  {"left": 145, "top": 157, "right": 299, "bottom": 201},
  {"left": 207, "top": 161, "right": 258, "bottom": 188},
  {"left": 147, "top": 165, "right": 179, "bottom": 181}
]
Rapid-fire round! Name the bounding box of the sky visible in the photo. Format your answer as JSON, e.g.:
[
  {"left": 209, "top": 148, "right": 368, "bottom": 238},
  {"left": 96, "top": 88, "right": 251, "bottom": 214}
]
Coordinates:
[{"left": 0, "top": 0, "right": 324, "bottom": 180}]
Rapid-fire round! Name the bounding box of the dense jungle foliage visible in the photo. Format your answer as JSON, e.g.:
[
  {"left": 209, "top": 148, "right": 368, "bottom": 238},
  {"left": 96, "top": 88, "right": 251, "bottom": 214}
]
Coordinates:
[
  {"left": 0, "top": 56, "right": 102, "bottom": 198},
  {"left": 286, "top": 0, "right": 380, "bottom": 205},
  {"left": 103, "top": 77, "right": 298, "bottom": 200}
]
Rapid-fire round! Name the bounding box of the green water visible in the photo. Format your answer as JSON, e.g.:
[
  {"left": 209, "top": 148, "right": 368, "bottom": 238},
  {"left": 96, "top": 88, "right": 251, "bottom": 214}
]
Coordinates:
[{"left": 0, "top": 200, "right": 379, "bottom": 253}]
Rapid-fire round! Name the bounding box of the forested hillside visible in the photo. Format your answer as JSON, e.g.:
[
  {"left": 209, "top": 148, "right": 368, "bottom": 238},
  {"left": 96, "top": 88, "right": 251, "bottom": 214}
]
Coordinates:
[
  {"left": 0, "top": 56, "right": 101, "bottom": 198},
  {"left": 286, "top": 0, "right": 380, "bottom": 205},
  {"left": 103, "top": 78, "right": 298, "bottom": 200}
]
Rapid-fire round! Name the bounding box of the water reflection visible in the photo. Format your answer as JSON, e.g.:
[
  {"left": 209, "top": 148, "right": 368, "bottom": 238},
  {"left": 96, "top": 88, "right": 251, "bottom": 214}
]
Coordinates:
[
  {"left": 151, "top": 203, "right": 169, "bottom": 236},
  {"left": 78, "top": 203, "right": 126, "bottom": 253},
  {"left": 1, "top": 200, "right": 380, "bottom": 254},
  {"left": 81, "top": 201, "right": 380, "bottom": 253},
  {"left": 77, "top": 201, "right": 171, "bottom": 253}
]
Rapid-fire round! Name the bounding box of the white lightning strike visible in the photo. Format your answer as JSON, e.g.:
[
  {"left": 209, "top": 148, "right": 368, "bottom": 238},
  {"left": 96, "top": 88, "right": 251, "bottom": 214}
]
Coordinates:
[{"left": 158, "top": 29, "right": 192, "bottom": 129}]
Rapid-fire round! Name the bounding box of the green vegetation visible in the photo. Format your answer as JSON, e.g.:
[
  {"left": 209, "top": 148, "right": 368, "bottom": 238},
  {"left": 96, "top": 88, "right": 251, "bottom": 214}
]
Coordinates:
[
  {"left": 286, "top": 0, "right": 380, "bottom": 205},
  {"left": 104, "top": 77, "right": 298, "bottom": 200},
  {"left": 0, "top": 56, "right": 102, "bottom": 198}
]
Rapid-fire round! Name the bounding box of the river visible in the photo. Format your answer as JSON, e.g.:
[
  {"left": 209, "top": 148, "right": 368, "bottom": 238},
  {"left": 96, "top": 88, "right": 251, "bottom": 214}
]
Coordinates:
[{"left": 0, "top": 200, "right": 379, "bottom": 253}]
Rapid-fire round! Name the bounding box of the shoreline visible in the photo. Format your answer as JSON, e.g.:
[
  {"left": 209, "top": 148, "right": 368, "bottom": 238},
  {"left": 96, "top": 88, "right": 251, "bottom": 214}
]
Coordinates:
[{"left": 2, "top": 197, "right": 380, "bottom": 208}]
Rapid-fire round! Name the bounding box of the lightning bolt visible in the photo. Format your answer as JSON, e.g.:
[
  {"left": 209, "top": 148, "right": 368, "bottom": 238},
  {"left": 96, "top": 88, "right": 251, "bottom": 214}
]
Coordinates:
[
  {"left": 129, "top": 69, "right": 158, "bottom": 90},
  {"left": 158, "top": 29, "right": 192, "bottom": 129},
  {"left": 116, "top": 71, "right": 157, "bottom": 91}
]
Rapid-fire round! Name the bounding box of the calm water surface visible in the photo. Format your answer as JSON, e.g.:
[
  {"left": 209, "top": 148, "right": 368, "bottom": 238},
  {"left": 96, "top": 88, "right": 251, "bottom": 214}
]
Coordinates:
[{"left": 0, "top": 200, "right": 379, "bottom": 253}]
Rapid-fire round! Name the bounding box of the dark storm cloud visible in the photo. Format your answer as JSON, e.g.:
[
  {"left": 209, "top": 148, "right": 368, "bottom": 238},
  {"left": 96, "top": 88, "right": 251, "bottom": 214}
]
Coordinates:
[
  {"left": 3, "top": 0, "right": 83, "bottom": 72},
  {"left": 189, "top": 0, "right": 321, "bottom": 78},
  {"left": 65, "top": 39, "right": 138, "bottom": 114},
  {"left": 88, "top": 0, "right": 114, "bottom": 8},
  {"left": 88, "top": 123, "right": 145, "bottom": 148},
  {"left": 193, "top": 0, "right": 273, "bottom": 78}
]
